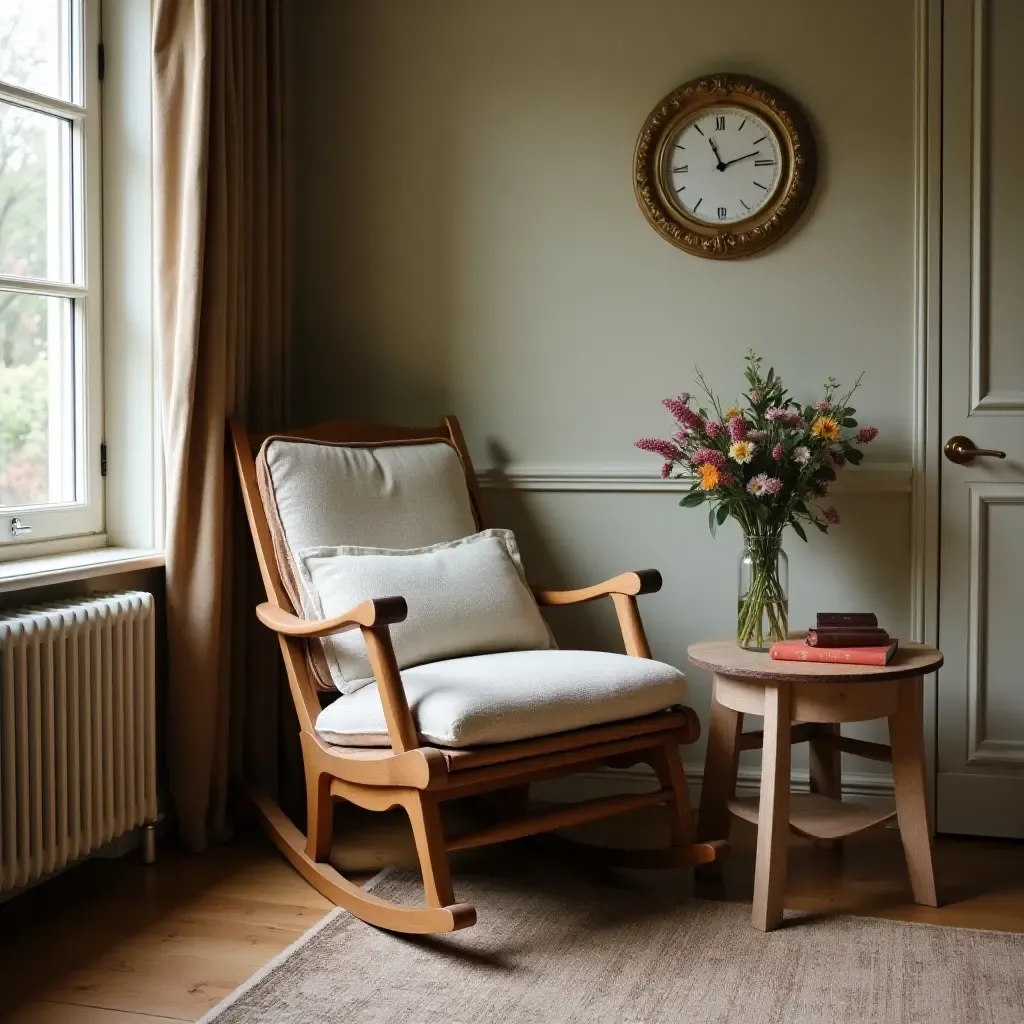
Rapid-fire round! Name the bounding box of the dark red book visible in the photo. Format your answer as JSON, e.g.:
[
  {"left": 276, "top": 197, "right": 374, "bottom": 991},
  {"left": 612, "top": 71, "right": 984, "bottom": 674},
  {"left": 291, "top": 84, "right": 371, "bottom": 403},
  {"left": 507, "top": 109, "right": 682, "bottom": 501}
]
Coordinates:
[
  {"left": 816, "top": 612, "right": 878, "bottom": 628},
  {"left": 807, "top": 628, "right": 891, "bottom": 648},
  {"left": 771, "top": 639, "right": 899, "bottom": 666}
]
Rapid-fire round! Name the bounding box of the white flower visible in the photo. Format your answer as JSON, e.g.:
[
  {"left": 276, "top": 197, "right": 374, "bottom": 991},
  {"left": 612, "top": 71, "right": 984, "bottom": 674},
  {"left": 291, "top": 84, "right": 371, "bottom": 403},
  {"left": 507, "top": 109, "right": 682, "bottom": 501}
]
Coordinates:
[
  {"left": 729, "top": 440, "right": 756, "bottom": 464},
  {"left": 793, "top": 446, "right": 811, "bottom": 465}
]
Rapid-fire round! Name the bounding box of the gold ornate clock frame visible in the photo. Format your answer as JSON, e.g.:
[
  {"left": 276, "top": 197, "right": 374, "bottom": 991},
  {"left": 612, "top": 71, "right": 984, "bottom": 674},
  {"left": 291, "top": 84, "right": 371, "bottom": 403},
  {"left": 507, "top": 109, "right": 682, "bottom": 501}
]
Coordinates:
[{"left": 634, "top": 72, "right": 817, "bottom": 260}]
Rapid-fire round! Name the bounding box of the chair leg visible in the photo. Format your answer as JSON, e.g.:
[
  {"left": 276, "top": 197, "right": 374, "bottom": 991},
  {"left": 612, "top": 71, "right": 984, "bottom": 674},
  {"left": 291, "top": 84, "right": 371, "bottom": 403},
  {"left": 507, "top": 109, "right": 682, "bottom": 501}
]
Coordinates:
[
  {"left": 650, "top": 741, "right": 696, "bottom": 845},
  {"left": 305, "top": 767, "right": 334, "bottom": 863},
  {"left": 406, "top": 794, "right": 455, "bottom": 909}
]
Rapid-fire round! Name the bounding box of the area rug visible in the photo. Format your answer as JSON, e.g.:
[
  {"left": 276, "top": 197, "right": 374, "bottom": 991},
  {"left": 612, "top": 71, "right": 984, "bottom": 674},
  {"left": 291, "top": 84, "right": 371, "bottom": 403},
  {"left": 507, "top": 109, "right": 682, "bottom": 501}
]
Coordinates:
[{"left": 199, "top": 848, "right": 1024, "bottom": 1024}]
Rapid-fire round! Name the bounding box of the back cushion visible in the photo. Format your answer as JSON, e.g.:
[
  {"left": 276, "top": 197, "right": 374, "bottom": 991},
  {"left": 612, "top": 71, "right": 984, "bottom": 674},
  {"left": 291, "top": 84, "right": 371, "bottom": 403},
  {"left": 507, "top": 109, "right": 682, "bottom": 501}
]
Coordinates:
[
  {"left": 257, "top": 436, "right": 480, "bottom": 689},
  {"left": 295, "top": 530, "right": 554, "bottom": 694}
]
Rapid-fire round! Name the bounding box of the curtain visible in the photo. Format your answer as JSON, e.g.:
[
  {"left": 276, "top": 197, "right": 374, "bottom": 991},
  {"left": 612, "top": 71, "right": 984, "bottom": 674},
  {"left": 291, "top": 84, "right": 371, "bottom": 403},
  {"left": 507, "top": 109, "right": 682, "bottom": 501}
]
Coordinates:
[{"left": 153, "top": 0, "right": 291, "bottom": 851}]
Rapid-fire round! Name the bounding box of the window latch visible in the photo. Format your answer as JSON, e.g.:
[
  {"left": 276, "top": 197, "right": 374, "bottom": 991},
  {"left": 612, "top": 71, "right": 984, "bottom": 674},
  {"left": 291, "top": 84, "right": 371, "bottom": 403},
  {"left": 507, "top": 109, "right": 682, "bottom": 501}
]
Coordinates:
[{"left": 10, "top": 518, "right": 33, "bottom": 538}]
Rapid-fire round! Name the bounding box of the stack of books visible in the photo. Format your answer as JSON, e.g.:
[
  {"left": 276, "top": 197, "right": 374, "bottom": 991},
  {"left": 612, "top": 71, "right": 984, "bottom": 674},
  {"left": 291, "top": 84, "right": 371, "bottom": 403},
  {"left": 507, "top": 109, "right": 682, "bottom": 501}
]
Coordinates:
[{"left": 770, "top": 612, "right": 898, "bottom": 666}]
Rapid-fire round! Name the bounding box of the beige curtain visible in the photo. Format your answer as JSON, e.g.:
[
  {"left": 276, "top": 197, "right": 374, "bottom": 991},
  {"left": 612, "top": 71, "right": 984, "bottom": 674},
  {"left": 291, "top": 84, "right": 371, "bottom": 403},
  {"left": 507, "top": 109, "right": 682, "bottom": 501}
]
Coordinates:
[{"left": 153, "top": 0, "right": 291, "bottom": 851}]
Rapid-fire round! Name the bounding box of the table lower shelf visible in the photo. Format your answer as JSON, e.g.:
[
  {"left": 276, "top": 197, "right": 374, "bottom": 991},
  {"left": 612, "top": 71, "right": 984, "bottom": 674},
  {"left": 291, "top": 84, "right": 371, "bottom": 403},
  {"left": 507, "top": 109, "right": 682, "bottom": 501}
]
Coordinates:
[{"left": 727, "top": 793, "right": 897, "bottom": 840}]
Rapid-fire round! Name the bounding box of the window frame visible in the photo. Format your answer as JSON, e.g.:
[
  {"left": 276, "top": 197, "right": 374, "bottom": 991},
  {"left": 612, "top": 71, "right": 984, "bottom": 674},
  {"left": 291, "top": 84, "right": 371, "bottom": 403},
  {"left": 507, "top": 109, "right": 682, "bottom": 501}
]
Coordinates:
[{"left": 0, "top": 0, "right": 104, "bottom": 556}]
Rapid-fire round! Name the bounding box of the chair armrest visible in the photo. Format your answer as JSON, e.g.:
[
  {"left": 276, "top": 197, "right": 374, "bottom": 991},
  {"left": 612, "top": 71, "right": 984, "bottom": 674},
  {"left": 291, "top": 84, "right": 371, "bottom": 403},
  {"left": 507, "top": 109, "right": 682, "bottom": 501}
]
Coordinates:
[
  {"left": 256, "top": 597, "right": 408, "bottom": 638},
  {"left": 532, "top": 570, "right": 662, "bottom": 607},
  {"left": 257, "top": 596, "right": 419, "bottom": 754}
]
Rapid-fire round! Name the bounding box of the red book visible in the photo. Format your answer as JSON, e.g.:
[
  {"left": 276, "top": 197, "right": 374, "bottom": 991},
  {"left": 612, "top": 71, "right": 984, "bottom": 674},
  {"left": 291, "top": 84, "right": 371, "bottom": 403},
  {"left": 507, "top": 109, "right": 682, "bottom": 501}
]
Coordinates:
[{"left": 770, "top": 639, "right": 899, "bottom": 666}]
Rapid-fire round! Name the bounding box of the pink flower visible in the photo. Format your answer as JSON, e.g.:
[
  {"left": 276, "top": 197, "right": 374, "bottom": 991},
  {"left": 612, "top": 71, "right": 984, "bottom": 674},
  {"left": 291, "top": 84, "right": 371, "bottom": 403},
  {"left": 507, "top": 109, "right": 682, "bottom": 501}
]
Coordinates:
[
  {"left": 765, "top": 406, "right": 787, "bottom": 422},
  {"left": 672, "top": 429, "right": 690, "bottom": 444},
  {"left": 749, "top": 430, "right": 766, "bottom": 441},
  {"left": 704, "top": 420, "right": 723, "bottom": 439},
  {"left": 663, "top": 396, "right": 704, "bottom": 433},
  {"left": 857, "top": 427, "right": 878, "bottom": 444},
  {"left": 635, "top": 438, "right": 680, "bottom": 461},
  {"left": 814, "top": 399, "right": 831, "bottom": 411},
  {"left": 746, "top": 473, "right": 771, "bottom": 498},
  {"left": 762, "top": 476, "right": 783, "bottom": 496},
  {"left": 772, "top": 443, "right": 784, "bottom": 461},
  {"left": 823, "top": 506, "right": 841, "bottom": 525},
  {"left": 690, "top": 447, "right": 726, "bottom": 469},
  {"left": 660, "top": 462, "right": 672, "bottom": 479},
  {"left": 718, "top": 471, "right": 736, "bottom": 487},
  {"left": 749, "top": 389, "right": 763, "bottom": 403},
  {"left": 728, "top": 417, "right": 748, "bottom": 442}
]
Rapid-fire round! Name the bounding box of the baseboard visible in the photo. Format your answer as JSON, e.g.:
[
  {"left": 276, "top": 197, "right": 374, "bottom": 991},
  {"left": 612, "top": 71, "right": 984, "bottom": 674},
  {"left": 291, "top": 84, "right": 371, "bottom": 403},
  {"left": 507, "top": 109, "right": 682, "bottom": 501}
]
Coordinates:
[{"left": 532, "top": 763, "right": 895, "bottom": 811}]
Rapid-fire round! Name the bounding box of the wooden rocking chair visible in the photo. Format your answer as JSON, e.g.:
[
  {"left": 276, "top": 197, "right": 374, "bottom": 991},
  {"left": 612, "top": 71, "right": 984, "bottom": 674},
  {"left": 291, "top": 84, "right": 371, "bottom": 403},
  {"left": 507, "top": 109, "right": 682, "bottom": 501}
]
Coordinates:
[{"left": 230, "top": 416, "right": 725, "bottom": 934}]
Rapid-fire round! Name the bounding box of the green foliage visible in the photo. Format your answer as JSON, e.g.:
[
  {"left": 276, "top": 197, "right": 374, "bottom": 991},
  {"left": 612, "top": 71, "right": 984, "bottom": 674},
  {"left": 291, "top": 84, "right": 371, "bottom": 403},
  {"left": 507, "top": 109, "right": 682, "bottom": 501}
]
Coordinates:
[{"left": 0, "top": 3, "right": 54, "bottom": 504}]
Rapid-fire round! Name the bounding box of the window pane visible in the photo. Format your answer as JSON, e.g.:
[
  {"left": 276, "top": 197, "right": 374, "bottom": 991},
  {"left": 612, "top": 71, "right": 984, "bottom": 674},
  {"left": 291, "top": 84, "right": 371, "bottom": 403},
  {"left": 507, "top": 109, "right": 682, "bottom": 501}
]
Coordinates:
[
  {"left": 0, "top": 291, "right": 75, "bottom": 507},
  {"left": 0, "top": 0, "right": 72, "bottom": 102},
  {"left": 0, "top": 101, "right": 72, "bottom": 283}
]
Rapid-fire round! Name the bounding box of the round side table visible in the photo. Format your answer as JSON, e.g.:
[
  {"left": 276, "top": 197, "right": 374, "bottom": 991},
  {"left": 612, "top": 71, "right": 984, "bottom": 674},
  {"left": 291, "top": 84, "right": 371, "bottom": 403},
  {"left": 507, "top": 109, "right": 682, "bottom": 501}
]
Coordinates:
[{"left": 688, "top": 638, "right": 944, "bottom": 932}]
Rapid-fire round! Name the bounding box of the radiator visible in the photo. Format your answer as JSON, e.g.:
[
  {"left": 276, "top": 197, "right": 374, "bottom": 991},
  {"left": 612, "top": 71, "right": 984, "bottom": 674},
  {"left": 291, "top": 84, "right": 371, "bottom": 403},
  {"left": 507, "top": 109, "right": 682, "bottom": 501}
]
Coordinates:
[{"left": 0, "top": 591, "right": 157, "bottom": 893}]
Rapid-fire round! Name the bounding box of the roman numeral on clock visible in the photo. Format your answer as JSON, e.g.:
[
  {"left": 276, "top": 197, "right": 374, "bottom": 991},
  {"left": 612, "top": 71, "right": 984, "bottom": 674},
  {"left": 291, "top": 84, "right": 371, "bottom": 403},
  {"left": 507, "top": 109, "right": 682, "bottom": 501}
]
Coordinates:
[
  {"left": 715, "top": 116, "right": 725, "bottom": 131},
  {"left": 717, "top": 206, "right": 727, "bottom": 220}
]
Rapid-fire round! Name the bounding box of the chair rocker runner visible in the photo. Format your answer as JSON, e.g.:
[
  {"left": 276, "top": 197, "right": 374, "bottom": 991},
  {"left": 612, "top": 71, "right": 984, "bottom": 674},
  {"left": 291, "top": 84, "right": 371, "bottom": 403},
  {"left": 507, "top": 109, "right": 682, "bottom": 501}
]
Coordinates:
[{"left": 230, "top": 415, "right": 724, "bottom": 934}]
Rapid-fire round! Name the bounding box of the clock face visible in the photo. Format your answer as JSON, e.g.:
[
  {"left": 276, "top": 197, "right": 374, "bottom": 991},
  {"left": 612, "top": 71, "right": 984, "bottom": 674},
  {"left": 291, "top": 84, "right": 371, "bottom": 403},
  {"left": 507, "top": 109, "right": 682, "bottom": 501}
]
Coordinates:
[{"left": 662, "top": 106, "right": 783, "bottom": 226}]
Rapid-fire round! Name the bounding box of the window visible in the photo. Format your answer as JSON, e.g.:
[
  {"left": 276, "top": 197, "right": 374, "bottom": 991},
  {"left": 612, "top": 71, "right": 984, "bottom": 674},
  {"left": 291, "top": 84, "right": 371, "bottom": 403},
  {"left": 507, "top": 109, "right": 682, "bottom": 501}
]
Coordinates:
[{"left": 0, "top": 0, "right": 102, "bottom": 551}]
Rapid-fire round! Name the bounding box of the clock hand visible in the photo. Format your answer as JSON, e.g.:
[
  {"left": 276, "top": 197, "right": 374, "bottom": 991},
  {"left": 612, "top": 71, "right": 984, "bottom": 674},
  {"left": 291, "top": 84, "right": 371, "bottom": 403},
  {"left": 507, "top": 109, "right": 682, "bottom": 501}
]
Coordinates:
[
  {"left": 707, "top": 136, "right": 726, "bottom": 171},
  {"left": 721, "top": 151, "right": 761, "bottom": 169}
]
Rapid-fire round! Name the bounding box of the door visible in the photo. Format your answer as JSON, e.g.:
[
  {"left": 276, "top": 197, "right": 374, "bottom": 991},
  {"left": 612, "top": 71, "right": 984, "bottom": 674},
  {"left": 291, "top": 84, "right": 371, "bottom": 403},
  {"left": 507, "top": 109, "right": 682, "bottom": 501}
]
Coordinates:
[{"left": 937, "top": 0, "right": 1024, "bottom": 837}]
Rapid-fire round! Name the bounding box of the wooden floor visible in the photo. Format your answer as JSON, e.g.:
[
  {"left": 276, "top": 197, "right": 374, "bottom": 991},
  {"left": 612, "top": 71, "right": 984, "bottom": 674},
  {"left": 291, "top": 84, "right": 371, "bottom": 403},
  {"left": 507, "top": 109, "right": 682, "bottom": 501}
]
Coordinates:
[{"left": 1, "top": 803, "right": 1023, "bottom": 1023}]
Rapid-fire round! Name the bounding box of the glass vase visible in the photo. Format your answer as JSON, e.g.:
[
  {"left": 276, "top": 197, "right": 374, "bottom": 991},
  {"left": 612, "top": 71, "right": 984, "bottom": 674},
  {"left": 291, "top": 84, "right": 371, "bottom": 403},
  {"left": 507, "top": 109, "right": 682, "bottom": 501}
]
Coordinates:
[{"left": 737, "top": 534, "right": 789, "bottom": 651}]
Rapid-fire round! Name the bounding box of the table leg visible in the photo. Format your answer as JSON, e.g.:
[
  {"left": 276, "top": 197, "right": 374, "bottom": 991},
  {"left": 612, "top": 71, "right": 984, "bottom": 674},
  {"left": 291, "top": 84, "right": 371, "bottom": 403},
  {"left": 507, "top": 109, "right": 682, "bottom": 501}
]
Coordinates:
[
  {"left": 752, "top": 680, "right": 791, "bottom": 932},
  {"left": 809, "top": 722, "right": 843, "bottom": 850},
  {"left": 889, "top": 675, "right": 939, "bottom": 907},
  {"left": 696, "top": 675, "right": 743, "bottom": 845}
]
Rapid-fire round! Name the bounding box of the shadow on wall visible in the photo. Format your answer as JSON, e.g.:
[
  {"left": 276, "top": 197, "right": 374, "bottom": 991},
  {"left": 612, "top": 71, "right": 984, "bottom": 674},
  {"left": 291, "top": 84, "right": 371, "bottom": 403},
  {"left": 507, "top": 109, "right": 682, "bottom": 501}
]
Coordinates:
[{"left": 291, "top": 3, "right": 467, "bottom": 427}]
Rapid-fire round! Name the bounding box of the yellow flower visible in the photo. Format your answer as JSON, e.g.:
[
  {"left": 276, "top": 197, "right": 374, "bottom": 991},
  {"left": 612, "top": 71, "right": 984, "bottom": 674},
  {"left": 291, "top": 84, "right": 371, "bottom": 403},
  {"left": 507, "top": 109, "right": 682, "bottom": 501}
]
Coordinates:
[
  {"left": 725, "top": 406, "right": 743, "bottom": 420},
  {"left": 811, "top": 416, "right": 841, "bottom": 441},
  {"left": 729, "top": 440, "right": 756, "bottom": 464},
  {"left": 698, "top": 463, "right": 720, "bottom": 490}
]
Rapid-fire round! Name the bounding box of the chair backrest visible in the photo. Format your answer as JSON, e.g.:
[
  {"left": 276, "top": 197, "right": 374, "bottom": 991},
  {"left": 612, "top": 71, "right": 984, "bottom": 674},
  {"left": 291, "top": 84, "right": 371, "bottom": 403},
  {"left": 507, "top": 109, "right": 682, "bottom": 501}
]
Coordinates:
[{"left": 230, "top": 417, "right": 488, "bottom": 724}]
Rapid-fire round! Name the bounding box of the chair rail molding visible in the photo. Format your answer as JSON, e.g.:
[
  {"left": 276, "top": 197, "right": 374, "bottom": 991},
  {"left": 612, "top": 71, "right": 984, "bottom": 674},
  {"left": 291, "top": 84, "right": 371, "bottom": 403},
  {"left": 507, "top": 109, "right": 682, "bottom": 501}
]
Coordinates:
[{"left": 479, "top": 462, "right": 913, "bottom": 495}]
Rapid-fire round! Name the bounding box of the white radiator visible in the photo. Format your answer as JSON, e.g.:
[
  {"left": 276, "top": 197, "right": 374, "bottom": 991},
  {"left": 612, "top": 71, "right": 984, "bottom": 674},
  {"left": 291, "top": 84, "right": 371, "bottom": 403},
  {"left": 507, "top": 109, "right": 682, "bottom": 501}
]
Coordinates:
[{"left": 0, "top": 591, "right": 157, "bottom": 892}]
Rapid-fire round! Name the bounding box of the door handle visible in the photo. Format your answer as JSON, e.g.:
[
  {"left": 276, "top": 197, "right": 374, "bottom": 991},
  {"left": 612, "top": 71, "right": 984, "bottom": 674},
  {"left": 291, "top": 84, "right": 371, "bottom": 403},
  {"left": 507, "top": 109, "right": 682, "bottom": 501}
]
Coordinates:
[{"left": 944, "top": 435, "right": 1007, "bottom": 465}]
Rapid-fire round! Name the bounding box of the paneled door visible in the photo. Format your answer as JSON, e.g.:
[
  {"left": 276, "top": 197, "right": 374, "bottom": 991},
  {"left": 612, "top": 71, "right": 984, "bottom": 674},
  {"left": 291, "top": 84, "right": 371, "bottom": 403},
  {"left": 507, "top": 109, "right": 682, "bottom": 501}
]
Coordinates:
[{"left": 936, "top": 0, "right": 1024, "bottom": 837}]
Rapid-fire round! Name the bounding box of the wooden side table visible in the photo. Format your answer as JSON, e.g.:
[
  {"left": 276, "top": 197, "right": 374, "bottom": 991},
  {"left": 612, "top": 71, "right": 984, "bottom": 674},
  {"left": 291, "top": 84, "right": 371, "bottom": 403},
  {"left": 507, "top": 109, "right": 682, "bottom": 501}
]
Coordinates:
[{"left": 688, "top": 639, "right": 944, "bottom": 932}]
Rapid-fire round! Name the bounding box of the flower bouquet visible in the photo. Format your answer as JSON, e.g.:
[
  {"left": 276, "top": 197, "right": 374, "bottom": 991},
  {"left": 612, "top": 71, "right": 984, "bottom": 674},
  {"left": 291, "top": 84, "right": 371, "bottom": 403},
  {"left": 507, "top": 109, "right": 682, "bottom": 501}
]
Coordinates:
[{"left": 635, "top": 350, "right": 878, "bottom": 651}]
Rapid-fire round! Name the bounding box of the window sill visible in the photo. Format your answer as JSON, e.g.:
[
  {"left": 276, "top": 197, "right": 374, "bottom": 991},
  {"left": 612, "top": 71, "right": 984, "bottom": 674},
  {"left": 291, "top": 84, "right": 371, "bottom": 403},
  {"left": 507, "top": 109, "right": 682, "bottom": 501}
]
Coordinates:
[{"left": 0, "top": 546, "right": 165, "bottom": 594}]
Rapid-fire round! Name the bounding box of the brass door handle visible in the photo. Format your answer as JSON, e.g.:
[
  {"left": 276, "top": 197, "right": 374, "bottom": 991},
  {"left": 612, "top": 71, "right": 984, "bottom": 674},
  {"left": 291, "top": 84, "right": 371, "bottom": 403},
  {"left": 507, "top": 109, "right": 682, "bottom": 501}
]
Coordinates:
[{"left": 944, "top": 435, "right": 1007, "bottom": 465}]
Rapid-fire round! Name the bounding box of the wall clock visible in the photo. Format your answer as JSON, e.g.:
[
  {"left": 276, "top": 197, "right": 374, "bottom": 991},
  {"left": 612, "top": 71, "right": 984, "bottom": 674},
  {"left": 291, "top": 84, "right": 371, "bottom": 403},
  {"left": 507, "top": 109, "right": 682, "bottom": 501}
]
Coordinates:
[{"left": 634, "top": 72, "right": 816, "bottom": 260}]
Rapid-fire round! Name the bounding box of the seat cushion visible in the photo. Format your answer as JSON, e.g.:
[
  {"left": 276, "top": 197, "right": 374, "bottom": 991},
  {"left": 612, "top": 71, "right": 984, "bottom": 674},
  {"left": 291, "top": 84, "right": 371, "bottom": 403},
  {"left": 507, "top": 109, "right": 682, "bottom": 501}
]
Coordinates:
[
  {"left": 315, "top": 649, "right": 687, "bottom": 748},
  {"left": 296, "top": 529, "right": 554, "bottom": 694}
]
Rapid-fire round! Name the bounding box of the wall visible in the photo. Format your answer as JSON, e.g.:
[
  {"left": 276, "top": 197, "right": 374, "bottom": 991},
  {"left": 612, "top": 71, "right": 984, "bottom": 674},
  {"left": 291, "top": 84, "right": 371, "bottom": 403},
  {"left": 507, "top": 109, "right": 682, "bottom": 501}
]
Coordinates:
[{"left": 291, "top": 0, "right": 920, "bottom": 792}]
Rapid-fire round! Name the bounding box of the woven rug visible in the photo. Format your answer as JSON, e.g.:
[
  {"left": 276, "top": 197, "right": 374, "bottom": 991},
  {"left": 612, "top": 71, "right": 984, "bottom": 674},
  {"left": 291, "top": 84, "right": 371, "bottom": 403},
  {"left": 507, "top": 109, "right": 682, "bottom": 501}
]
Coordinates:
[{"left": 200, "top": 848, "right": 1024, "bottom": 1024}]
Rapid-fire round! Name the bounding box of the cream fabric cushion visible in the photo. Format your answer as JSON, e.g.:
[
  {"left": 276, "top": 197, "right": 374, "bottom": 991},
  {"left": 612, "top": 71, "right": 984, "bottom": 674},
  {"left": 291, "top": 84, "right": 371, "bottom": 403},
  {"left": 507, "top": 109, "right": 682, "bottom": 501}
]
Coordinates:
[
  {"left": 295, "top": 529, "right": 553, "bottom": 694},
  {"left": 261, "top": 437, "right": 478, "bottom": 597},
  {"left": 257, "top": 436, "right": 480, "bottom": 690},
  {"left": 315, "top": 649, "right": 687, "bottom": 747}
]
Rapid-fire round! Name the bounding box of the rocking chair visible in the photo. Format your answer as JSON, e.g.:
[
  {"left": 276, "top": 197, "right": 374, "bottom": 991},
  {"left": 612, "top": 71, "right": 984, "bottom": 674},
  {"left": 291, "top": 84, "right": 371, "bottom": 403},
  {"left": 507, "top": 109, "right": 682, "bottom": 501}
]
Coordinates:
[{"left": 230, "top": 415, "right": 725, "bottom": 934}]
